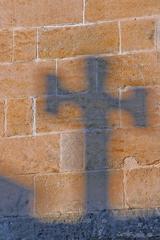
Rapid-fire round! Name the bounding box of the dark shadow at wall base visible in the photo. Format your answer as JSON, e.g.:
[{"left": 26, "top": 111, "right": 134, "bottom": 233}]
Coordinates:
[{"left": 1, "top": 210, "right": 160, "bottom": 240}]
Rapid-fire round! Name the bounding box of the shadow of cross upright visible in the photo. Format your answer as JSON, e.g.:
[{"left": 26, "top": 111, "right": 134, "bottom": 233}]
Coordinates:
[{"left": 46, "top": 57, "right": 148, "bottom": 212}]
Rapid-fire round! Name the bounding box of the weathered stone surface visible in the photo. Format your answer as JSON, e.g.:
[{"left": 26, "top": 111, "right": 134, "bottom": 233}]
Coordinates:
[
  {"left": 39, "top": 23, "right": 119, "bottom": 59},
  {"left": 0, "top": 100, "right": 4, "bottom": 137},
  {"left": 86, "top": 170, "right": 124, "bottom": 211},
  {"left": 0, "top": 0, "right": 14, "bottom": 28},
  {"left": 103, "top": 52, "right": 160, "bottom": 92},
  {"left": 121, "top": 19, "right": 155, "bottom": 52},
  {"left": 0, "top": 134, "right": 60, "bottom": 175},
  {"left": 0, "top": 30, "right": 13, "bottom": 62},
  {"left": 108, "top": 129, "right": 125, "bottom": 169},
  {"left": 123, "top": 128, "right": 160, "bottom": 166},
  {"left": 120, "top": 86, "right": 160, "bottom": 128},
  {"left": 58, "top": 52, "right": 160, "bottom": 94},
  {"left": 125, "top": 167, "right": 160, "bottom": 208},
  {"left": 0, "top": 176, "right": 33, "bottom": 217},
  {"left": 57, "top": 57, "right": 88, "bottom": 92},
  {"left": 0, "top": 61, "right": 56, "bottom": 98},
  {"left": 35, "top": 172, "right": 85, "bottom": 217},
  {"left": 85, "top": 0, "right": 160, "bottom": 22},
  {"left": 36, "top": 96, "right": 84, "bottom": 132},
  {"left": 14, "top": 0, "right": 83, "bottom": 26},
  {"left": 35, "top": 170, "right": 123, "bottom": 217},
  {"left": 7, "top": 97, "right": 32, "bottom": 136},
  {"left": 61, "top": 131, "right": 85, "bottom": 171},
  {"left": 14, "top": 29, "right": 37, "bottom": 62}
]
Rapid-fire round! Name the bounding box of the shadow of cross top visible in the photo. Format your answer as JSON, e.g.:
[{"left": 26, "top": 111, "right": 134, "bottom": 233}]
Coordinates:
[{"left": 46, "top": 57, "right": 148, "bottom": 212}]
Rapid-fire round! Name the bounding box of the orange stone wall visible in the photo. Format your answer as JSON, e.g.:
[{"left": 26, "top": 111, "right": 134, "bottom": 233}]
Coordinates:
[{"left": 0, "top": 0, "right": 160, "bottom": 220}]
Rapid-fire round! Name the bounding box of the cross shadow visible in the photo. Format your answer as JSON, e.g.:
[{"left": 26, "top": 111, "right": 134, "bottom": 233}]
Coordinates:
[
  {"left": 0, "top": 57, "right": 160, "bottom": 240},
  {"left": 45, "top": 57, "right": 148, "bottom": 212}
]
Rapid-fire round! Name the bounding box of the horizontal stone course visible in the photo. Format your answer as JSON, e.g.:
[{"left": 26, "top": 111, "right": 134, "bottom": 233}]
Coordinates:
[
  {"left": 85, "top": 0, "right": 160, "bottom": 22},
  {"left": 35, "top": 170, "right": 124, "bottom": 217},
  {"left": 39, "top": 23, "right": 119, "bottom": 59},
  {"left": 0, "top": 134, "right": 60, "bottom": 175},
  {"left": 0, "top": 61, "right": 56, "bottom": 98}
]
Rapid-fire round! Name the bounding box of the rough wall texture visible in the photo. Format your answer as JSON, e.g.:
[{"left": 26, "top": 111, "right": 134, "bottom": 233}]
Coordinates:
[{"left": 0, "top": 0, "right": 160, "bottom": 239}]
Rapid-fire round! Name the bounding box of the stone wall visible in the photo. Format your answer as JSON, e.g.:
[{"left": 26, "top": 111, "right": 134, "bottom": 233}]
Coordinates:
[{"left": 0, "top": 0, "right": 160, "bottom": 239}]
